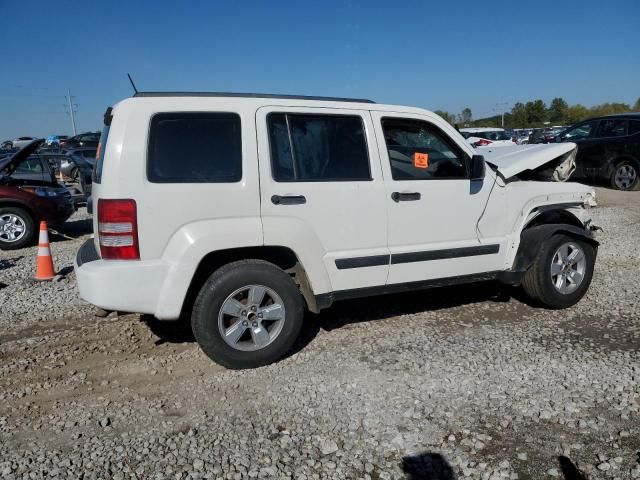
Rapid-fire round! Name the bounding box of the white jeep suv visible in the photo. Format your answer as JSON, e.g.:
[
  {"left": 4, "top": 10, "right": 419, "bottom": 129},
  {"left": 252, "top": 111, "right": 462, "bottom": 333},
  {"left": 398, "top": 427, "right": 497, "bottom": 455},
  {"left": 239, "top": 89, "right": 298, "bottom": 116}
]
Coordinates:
[{"left": 76, "top": 92, "right": 598, "bottom": 369}]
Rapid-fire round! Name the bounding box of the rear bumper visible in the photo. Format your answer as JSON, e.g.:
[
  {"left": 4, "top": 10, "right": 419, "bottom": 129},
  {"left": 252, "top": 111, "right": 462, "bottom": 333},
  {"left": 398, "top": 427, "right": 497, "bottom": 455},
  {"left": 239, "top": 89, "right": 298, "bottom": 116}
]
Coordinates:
[{"left": 75, "top": 239, "right": 169, "bottom": 316}]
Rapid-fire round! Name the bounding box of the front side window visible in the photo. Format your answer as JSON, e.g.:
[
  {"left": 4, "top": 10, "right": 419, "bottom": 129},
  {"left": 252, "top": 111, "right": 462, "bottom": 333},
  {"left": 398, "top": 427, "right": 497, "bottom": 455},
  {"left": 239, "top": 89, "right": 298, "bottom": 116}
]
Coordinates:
[
  {"left": 148, "top": 112, "right": 242, "bottom": 183},
  {"left": 382, "top": 118, "right": 467, "bottom": 180},
  {"left": 15, "top": 156, "right": 44, "bottom": 173},
  {"left": 597, "top": 119, "right": 627, "bottom": 138},
  {"left": 629, "top": 120, "right": 640, "bottom": 135},
  {"left": 563, "top": 121, "right": 598, "bottom": 140},
  {"left": 268, "top": 113, "right": 371, "bottom": 182}
]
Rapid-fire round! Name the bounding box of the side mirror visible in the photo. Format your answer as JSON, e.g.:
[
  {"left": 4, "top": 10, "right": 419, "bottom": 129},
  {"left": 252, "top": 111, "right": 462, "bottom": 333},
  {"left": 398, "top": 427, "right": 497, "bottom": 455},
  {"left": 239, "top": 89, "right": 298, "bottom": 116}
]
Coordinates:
[{"left": 470, "top": 154, "right": 485, "bottom": 180}]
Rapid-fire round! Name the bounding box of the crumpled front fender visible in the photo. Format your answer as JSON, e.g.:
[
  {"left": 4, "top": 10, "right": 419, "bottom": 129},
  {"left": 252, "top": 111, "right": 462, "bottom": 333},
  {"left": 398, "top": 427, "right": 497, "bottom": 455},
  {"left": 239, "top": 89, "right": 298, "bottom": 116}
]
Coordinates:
[{"left": 513, "top": 223, "right": 599, "bottom": 272}]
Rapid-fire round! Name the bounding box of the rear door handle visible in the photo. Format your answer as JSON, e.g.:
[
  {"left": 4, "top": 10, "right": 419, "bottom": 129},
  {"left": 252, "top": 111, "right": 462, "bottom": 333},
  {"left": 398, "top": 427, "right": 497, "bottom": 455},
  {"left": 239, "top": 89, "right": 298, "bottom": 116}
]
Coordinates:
[
  {"left": 391, "top": 191, "right": 421, "bottom": 202},
  {"left": 271, "top": 194, "right": 306, "bottom": 205}
]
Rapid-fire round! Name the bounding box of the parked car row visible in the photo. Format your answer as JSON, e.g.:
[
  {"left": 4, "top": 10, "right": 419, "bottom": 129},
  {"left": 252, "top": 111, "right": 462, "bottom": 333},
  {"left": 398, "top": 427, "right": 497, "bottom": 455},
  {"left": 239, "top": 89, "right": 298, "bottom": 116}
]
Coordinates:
[
  {"left": 460, "top": 113, "right": 639, "bottom": 190},
  {"left": 0, "top": 140, "right": 98, "bottom": 249},
  {"left": 2, "top": 131, "right": 100, "bottom": 150},
  {"left": 0, "top": 140, "right": 76, "bottom": 250},
  {"left": 459, "top": 128, "right": 516, "bottom": 147}
]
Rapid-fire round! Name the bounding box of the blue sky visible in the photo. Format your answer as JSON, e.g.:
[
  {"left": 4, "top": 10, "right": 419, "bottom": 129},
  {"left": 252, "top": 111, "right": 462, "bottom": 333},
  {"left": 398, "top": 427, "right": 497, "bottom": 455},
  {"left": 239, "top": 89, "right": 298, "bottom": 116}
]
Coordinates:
[{"left": 1, "top": 0, "right": 638, "bottom": 139}]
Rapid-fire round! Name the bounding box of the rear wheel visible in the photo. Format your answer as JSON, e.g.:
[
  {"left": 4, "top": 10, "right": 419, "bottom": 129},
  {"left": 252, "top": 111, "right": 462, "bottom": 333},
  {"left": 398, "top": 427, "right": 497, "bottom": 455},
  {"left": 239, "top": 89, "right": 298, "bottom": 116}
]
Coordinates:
[
  {"left": 610, "top": 160, "right": 639, "bottom": 190},
  {"left": 522, "top": 234, "right": 596, "bottom": 309},
  {"left": 0, "top": 207, "right": 35, "bottom": 250},
  {"left": 191, "top": 260, "right": 304, "bottom": 369}
]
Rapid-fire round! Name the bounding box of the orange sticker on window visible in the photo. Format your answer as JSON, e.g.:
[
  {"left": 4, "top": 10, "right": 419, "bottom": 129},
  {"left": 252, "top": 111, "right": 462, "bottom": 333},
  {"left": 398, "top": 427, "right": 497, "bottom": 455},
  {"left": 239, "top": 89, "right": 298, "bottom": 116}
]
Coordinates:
[{"left": 413, "top": 152, "right": 429, "bottom": 169}]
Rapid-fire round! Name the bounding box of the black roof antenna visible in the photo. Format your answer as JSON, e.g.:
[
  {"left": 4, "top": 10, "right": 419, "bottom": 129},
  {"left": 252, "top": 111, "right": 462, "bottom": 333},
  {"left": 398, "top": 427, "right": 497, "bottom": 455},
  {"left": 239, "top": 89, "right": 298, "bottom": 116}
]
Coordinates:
[{"left": 127, "top": 73, "right": 139, "bottom": 95}]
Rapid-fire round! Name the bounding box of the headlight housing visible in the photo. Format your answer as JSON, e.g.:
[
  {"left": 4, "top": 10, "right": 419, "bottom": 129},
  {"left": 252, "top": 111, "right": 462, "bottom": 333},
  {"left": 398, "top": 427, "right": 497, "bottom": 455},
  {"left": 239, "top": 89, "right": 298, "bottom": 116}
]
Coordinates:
[{"left": 19, "top": 186, "right": 65, "bottom": 197}]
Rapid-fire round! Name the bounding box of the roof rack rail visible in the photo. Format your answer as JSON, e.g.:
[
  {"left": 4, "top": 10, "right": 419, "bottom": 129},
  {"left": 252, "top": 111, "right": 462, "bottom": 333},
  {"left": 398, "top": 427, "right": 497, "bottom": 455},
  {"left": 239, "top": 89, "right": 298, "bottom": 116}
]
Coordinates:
[{"left": 133, "top": 91, "right": 375, "bottom": 103}]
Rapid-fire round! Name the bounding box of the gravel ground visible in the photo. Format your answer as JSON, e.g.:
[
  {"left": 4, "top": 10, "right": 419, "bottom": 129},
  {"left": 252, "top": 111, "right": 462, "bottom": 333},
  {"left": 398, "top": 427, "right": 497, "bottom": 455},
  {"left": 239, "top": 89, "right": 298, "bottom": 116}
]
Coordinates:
[{"left": 0, "top": 188, "right": 639, "bottom": 480}]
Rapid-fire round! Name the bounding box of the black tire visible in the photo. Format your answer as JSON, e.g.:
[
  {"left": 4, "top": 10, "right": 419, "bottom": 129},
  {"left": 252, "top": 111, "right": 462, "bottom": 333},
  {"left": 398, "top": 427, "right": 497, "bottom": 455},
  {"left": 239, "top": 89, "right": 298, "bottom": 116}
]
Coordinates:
[
  {"left": 522, "top": 234, "right": 596, "bottom": 309},
  {"left": 610, "top": 159, "right": 639, "bottom": 191},
  {"left": 191, "top": 260, "right": 304, "bottom": 369},
  {"left": 0, "top": 206, "right": 35, "bottom": 250}
]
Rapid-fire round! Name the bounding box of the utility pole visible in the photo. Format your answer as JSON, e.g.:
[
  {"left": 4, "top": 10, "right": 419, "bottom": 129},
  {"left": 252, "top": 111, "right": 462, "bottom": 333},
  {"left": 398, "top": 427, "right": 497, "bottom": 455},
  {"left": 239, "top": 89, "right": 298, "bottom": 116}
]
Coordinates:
[
  {"left": 493, "top": 102, "right": 510, "bottom": 128},
  {"left": 66, "top": 88, "right": 78, "bottom": 135}
]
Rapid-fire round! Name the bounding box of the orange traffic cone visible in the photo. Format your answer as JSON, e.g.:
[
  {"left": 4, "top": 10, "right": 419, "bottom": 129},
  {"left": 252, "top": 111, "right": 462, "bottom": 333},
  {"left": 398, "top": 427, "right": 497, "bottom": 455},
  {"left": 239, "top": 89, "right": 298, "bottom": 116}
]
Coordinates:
[{"left": 35, "top": 221, "right": 56, "bottom": 281}]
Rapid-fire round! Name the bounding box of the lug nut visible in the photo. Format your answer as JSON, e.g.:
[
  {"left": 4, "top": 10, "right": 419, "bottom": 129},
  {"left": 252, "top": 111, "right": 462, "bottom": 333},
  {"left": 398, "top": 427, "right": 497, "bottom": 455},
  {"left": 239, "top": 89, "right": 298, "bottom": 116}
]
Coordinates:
[
  {"left": 241, "top": 310, "right": 247, "bottom": 316},
  {"left": 251, "top": 306, "right": 257, "bottom": 312},
  {"left": 258, "top": 313, "right": 263, "bottom": 319},
  {"left": 242, "top": 320, "right": 248, "bottom": 326},
  {"left": 252, "top": 322, "right": 258, "bottom": 328}
]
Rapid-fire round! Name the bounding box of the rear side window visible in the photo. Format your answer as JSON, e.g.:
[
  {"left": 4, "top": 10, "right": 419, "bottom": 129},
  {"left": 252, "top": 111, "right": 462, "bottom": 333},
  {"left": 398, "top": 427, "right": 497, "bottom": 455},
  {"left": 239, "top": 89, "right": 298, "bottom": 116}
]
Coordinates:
[
  {"left": 268, "top": 113, "right": 371, "bottom": 182},
  {"left": 597, "top": 119, "right": 627, "bottom": 138},
  {"left": 93, "top": 125, "right": 110, "bottom": 184},
  {"left": 148, "top": 112, "right": 242, "bottom": 183}
]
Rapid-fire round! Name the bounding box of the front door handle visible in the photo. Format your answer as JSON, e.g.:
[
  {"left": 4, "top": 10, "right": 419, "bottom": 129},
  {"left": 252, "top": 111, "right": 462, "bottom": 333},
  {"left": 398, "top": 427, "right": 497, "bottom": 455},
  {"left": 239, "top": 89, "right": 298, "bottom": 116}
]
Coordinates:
[
  {"left": 271, "top": 194, "right": 307, "bottom": 205},
  {"left": 391, "top": 191, "right": 421, "bottom": 202}
]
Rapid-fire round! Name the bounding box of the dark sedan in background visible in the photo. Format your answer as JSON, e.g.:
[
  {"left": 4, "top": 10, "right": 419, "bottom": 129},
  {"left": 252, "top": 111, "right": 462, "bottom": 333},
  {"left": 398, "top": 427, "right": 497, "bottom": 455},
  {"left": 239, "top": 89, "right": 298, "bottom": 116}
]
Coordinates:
[
  {"left": 59, "top": 132, "right": 100, "bottom": 149},
  {"left": 558, "top": 113, "right": 640, "bottom": 190}
]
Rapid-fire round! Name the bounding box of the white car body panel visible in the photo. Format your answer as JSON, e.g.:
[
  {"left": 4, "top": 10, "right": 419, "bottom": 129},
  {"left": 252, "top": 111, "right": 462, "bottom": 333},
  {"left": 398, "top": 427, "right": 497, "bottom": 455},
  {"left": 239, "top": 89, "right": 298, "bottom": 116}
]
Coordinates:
[
  {"left": 370, "top": 110, "right": 509, "bottom": 284},
  {"left": 75, "top": 96, "right": 596, "bottom": 320},
  {"left": 256, "top": 106, "right": 388, "bottom": 293},
  {"left": 501, "top": 181, "right": 596, "bottom": 268}
]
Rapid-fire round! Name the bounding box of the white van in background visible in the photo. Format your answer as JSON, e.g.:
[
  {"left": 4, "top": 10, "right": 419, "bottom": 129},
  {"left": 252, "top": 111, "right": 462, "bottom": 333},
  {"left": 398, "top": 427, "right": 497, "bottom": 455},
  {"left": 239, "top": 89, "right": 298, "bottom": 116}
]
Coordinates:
[{"left": 460, "top": 127, "right": 515, "bottom": 147}]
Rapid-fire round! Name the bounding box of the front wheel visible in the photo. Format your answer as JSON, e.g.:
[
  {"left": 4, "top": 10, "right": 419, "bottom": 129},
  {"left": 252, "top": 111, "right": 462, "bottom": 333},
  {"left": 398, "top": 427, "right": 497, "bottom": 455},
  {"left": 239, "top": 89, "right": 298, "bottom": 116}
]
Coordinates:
[
  {"left": 521, "top": 234, "right": 596, "bottom": 309},
  {"left": 610, "top": 160, "right": 639, "bottom": 191},
  {"left": 0, "top": 207, "right": 35, "bottom": 250},
  {"left": 191, "top": 260, "right": 304, "bottom": 369}
]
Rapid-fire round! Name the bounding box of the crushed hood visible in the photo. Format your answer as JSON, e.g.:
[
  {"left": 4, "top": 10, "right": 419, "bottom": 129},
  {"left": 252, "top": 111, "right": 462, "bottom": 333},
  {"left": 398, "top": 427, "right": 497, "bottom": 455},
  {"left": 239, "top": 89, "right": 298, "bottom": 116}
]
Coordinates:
[{"left": 482, "top": 142, "right": 577, "bottom": 180}]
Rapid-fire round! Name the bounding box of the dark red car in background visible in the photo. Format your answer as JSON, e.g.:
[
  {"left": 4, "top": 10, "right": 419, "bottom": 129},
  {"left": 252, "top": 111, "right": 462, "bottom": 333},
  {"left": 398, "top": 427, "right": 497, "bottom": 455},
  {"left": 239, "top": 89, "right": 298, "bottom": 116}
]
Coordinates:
[{"left": 0, "top": 140, "right": 75, "bottom": 250}]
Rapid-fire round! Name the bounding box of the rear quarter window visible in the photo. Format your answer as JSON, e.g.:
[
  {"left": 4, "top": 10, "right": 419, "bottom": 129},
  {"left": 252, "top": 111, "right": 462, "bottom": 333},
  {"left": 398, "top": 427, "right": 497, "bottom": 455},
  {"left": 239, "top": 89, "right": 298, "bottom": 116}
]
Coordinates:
[
  {"left": 93, "top": 125, "right": 110, "bottom": 184},
  {"left": 628, "top": 120, "right": 640, "bottom": 135},
  {"left": 147, "top": 112, "right": 242, "bottom": 183}
]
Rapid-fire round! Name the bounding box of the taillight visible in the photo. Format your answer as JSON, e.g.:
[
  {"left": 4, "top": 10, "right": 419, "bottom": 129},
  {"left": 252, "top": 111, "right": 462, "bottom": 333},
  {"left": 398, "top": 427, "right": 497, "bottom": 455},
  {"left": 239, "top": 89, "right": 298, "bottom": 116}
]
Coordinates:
[
  {"left": 97, "top": 199, "right": 140, "bottom": 260},
  {"left": 474, "top": 138, "right": 492, "bottom": 146}
]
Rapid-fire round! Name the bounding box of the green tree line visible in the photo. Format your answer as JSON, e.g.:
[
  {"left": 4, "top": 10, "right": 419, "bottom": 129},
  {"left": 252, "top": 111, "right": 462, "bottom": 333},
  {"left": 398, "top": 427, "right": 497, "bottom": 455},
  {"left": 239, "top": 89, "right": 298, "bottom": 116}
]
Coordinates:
[{"left": 435, "top": 97, "right": 640, "bottom": 129}]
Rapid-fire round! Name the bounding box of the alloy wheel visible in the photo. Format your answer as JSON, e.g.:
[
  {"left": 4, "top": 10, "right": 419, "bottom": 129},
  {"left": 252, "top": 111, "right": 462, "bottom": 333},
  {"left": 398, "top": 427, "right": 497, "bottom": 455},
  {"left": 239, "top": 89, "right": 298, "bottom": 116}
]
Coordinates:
[
  {"left": 0, "top": 214, "right": 27, "bottom": 243},
  {"left": 217, "top": 284, "right": 286, "bottom": 351},
  {"left": 550, "top": 242, "right": 587, "bottom": 294},
  {"left": 614, "top": 164, "right": 637, "bottom": 190}
]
